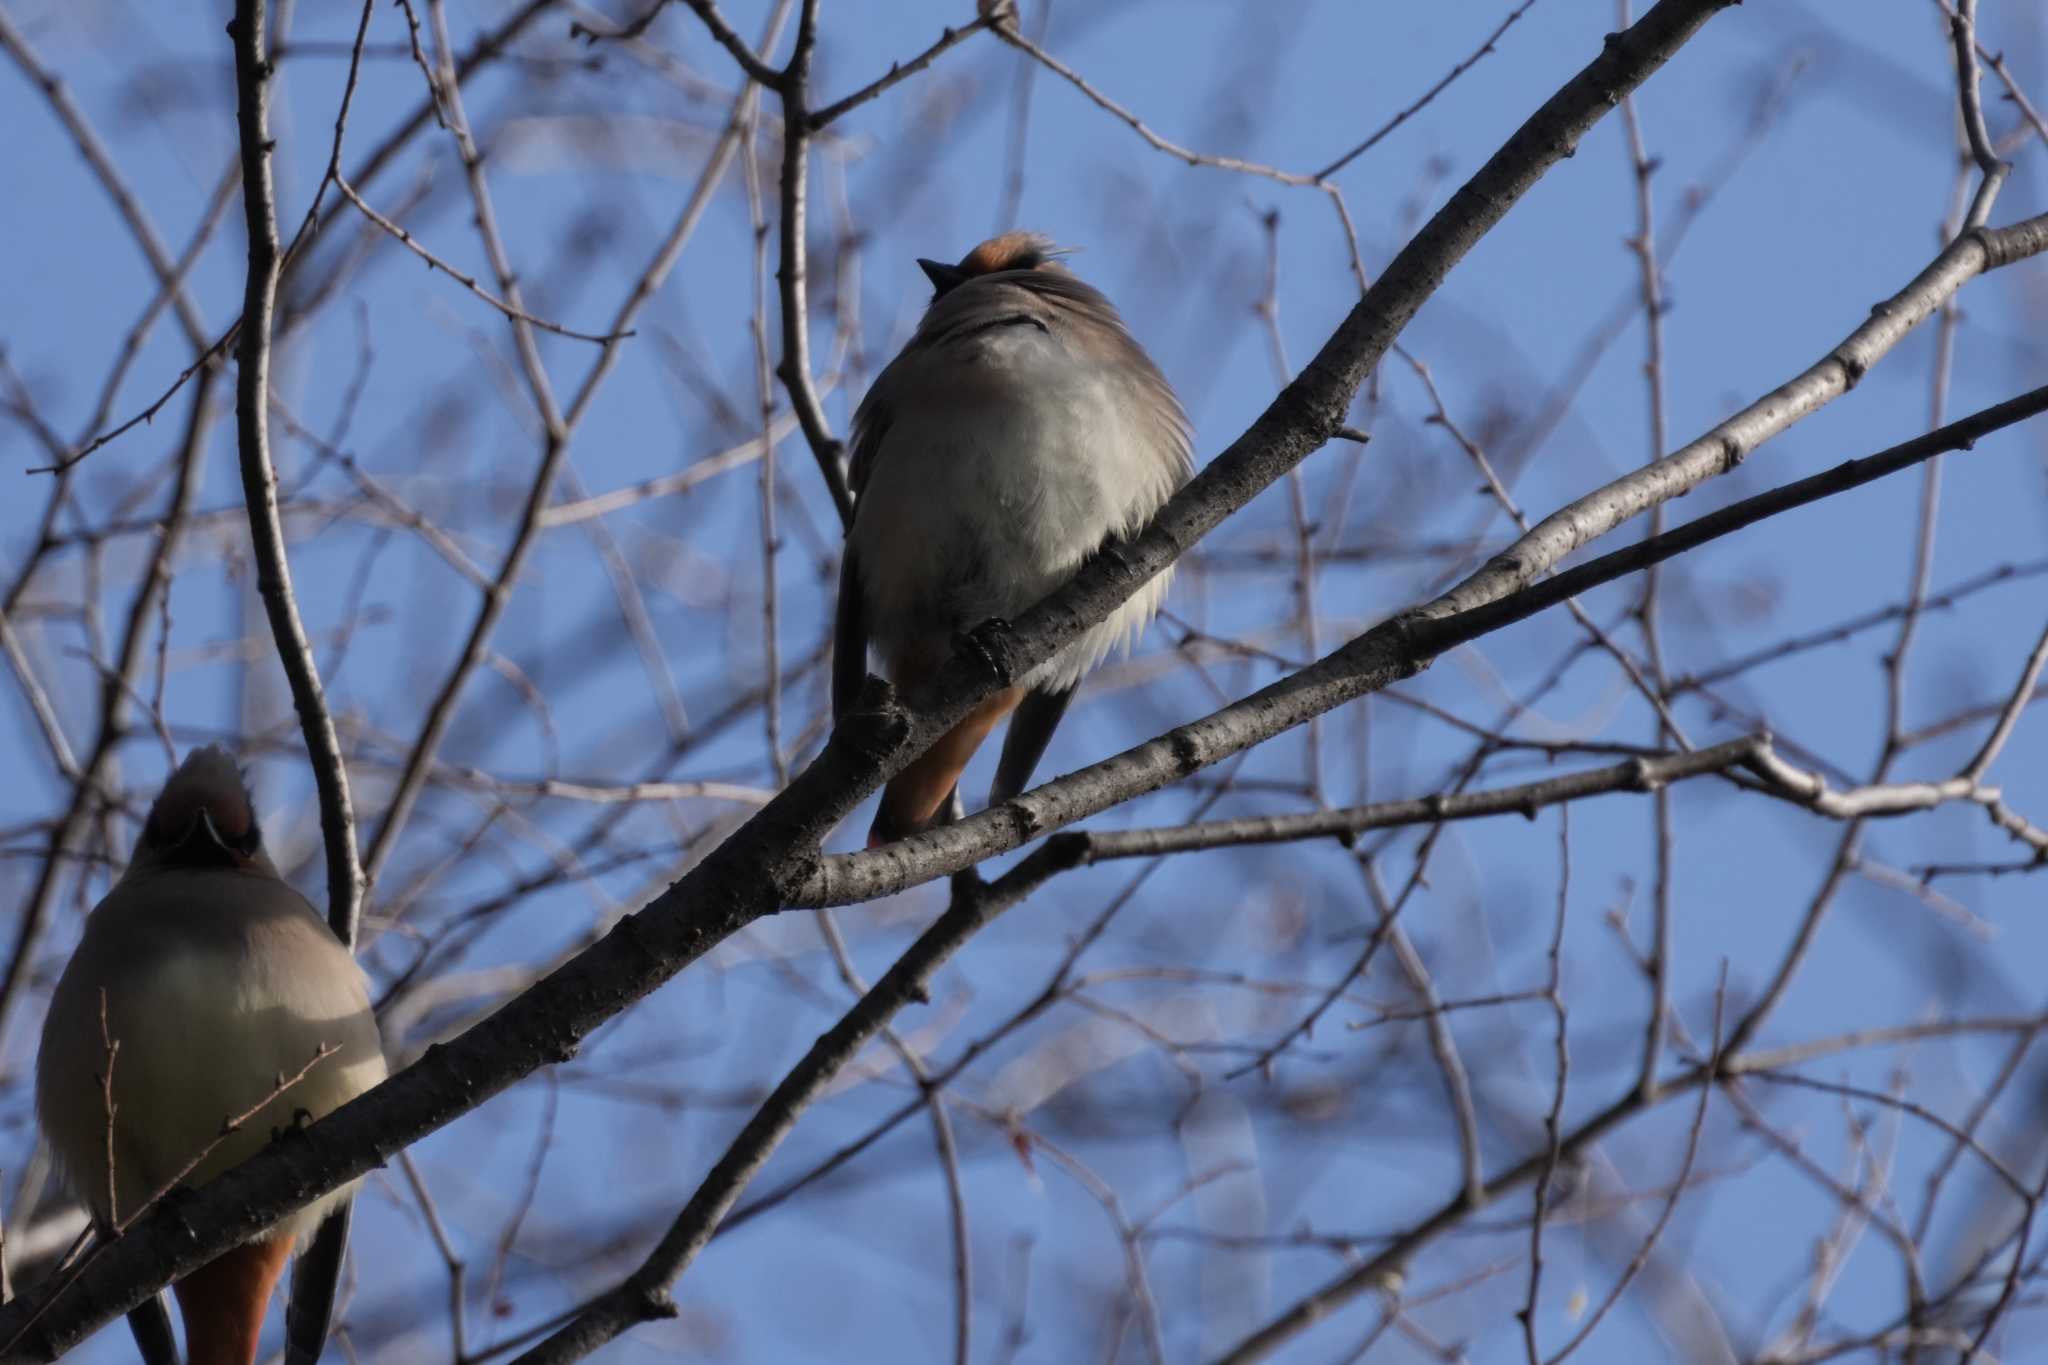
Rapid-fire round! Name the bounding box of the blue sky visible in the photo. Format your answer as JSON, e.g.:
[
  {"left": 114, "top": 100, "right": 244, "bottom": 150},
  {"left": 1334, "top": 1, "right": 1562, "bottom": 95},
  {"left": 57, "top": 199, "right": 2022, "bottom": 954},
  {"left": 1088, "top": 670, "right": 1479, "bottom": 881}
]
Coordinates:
[{"left": 4, "top": 1, "right": 2047, "bottom": 1361}]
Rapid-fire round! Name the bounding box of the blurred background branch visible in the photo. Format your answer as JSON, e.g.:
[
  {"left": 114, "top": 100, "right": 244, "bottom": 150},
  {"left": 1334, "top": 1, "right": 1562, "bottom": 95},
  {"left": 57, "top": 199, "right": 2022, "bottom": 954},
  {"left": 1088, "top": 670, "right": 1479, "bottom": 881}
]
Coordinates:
[{"left": 0, "top": 0, "right": 2044, "bottom": 1361}]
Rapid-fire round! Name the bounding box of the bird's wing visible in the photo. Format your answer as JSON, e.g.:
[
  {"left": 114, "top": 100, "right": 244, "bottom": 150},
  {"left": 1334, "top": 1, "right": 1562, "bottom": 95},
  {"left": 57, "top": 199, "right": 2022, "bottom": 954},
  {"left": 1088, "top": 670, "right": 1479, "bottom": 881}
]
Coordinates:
[
  {"left": 845, "top": 373, "right": 892, "bottom": 498},
  {"left": 833, "top": 543, "right": 868, "bottom": 722},
  {"left": 989, "top": 684, "right": 1076, "bottom": 808},
  {"left": 285, "top": 1202, "right": 353, "bottom": 1365},
  {"left": 124, "top": 1294, "right": 178, "bottom": 1365},
  {"left": 836, "top": 354, "right": 903, "bottom": 722}
]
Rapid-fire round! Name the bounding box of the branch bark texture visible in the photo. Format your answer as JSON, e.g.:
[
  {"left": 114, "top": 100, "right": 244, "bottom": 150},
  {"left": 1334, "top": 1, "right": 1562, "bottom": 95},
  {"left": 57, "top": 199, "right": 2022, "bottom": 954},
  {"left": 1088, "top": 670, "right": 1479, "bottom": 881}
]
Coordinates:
[{"left": 0, "top": 3, "right": 1834, "bottom": 1356}]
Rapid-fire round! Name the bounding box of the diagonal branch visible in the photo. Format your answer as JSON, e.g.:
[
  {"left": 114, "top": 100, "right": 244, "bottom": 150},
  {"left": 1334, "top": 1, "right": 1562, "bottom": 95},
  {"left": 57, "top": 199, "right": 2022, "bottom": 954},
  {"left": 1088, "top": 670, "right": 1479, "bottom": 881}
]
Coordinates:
[
  {"left": 1958, "top": 616, "right": 2048, "bottom": 786},
  {"left": 795, "top": 377, "right": 2048, "bottom": 905},
  {"left": 1069, "top": 738, "right": 1766, "bottom": 859},
  {"left": 0, "top": 4, "right": 1754, "bottom": 1354},
  {"left": 679, "top": 0, "right": 782, "bottom": 86},
  {"left": 505, "top": 842, "right": 1082, "bottom": 1363},
  {"left": 808, "top": 11, "right": 1007, "bottom": 130},
  {"left": 842, "top": 0, "right": 1748, "bottom": 813},
  {"left": 1421, "top": 212, "right": 2048, "bottom": 628}
]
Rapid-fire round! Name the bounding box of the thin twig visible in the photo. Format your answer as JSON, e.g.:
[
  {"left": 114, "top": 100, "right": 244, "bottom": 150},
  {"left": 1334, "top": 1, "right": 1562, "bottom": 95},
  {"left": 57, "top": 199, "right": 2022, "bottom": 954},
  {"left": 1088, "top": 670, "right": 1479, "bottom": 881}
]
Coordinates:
[
  {"left": 230, "top": 0, "right": 366, "bottom": 941},
  {"left": 360, "top": 0, "right": 789, "bottom": 885},
  {"left": 505, "top": 841, "right": 1082, "bottom": 1363}
]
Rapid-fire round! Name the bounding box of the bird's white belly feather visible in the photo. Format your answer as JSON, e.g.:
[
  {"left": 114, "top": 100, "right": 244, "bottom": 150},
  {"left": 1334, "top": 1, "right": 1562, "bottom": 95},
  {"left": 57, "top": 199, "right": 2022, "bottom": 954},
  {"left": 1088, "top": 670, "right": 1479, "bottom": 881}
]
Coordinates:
[
  {"left": 37, "top": 876, "right": 387, "bottom": 1245},
  {"left": 852, "top": 329, "right": 1176, "bottom": 691}
]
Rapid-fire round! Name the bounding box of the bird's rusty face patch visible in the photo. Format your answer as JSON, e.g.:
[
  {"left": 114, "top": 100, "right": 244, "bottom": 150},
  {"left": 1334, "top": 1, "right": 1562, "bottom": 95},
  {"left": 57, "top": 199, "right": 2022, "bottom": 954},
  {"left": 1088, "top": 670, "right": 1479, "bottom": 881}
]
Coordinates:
[{"left": 142, "top": 746, "right": 263, "bottom": 870}]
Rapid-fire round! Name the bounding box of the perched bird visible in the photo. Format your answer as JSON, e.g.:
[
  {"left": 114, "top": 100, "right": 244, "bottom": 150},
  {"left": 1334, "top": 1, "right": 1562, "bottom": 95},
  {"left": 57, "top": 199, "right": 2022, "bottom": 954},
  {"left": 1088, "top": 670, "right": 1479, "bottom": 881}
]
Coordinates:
[
  {"left": 35, "top": 747, "right": 388, "bottom": 1365},
  {"left": 835, "top": 232, "right": 1193, "bottom": 845}
]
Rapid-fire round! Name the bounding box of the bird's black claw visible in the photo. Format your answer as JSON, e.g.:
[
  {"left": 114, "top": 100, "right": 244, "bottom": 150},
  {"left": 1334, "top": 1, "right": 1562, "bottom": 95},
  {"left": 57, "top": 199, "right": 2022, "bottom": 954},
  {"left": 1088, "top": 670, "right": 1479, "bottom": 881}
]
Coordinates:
[{"left": 959, "top": 618, "right": 1018, "bottom": 685}]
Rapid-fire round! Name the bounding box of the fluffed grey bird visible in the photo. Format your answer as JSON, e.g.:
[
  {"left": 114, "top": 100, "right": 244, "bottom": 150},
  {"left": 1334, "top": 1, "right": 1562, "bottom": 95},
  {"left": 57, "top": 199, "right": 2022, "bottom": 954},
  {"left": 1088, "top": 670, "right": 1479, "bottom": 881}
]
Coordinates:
[
  {"left": 835, "top": 232, "right": 1193, "bottom": 844},
  {"left": 35, "top": 746, "right": 388, "bottom": 1365}
]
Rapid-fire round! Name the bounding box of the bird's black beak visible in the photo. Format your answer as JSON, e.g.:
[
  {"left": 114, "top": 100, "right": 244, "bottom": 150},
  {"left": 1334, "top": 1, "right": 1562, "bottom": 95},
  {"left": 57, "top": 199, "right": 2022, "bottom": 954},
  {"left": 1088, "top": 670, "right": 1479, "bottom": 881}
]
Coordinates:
[
  {"left": 166, "top": 806, "right": 259, "bottom": 867},
  {"left": 159, "top": 808, "right": 237, "bottom": 868},
  {"left": 189, "top": 808, "right": 228, "bottom": 852},
  {"left": 917, "top": 258, "right": 971, "bottom": 298}
]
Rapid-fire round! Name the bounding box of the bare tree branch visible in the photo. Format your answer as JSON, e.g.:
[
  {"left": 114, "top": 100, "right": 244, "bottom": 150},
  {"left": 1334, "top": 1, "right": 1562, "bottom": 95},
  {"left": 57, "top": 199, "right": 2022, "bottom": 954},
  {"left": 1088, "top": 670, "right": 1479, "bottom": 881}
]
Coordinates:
[
  {"left": 0, "top": 4, "right": 1748, "bottom": 1352},
  {"left": 14, "top": 4, "right": 2047, "bottom": 1360},
  {"left": 229, "top": 0, "right": 365, "bottom": 941},
  {"left": 797, "top": 380, "right": 2048, "bottom": 905}
]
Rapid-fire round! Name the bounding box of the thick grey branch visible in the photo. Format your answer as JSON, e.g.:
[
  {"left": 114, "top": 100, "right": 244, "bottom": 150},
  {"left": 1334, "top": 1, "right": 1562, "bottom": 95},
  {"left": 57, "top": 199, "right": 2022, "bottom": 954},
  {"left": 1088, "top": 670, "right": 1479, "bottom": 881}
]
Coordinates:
[
  {"left": 0, "top": 4, "right": 1745, "bottom": 1354},
  {"left": 1420, "top": 212, "right": 2048, "bottom": 628},
  {"left": 507, "top": 842, "right": 1082, "bottom": 1363},
  {"left": 794, "top": 381, "right": 2048, "bottom": 905},
  {"left": 1073, "top": 738, "right": 1766, "bottom": 859}
]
